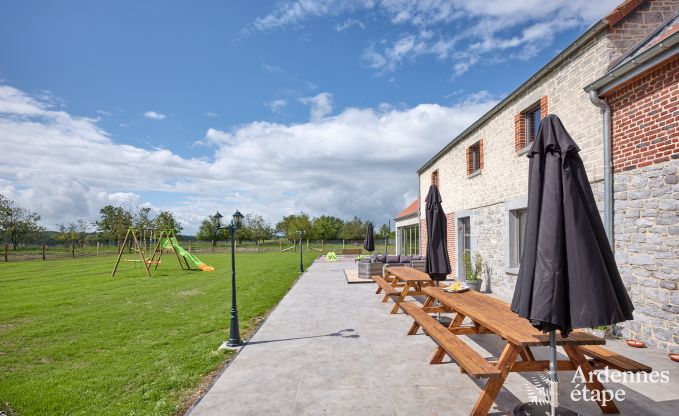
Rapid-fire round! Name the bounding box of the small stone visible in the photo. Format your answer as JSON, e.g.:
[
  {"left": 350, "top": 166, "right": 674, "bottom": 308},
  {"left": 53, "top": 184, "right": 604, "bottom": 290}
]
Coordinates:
[
  {"left": 657, "top": 215, "right": 678, "bottom": 225},
  {"left": 636, "top": 218, "right": 653, "bottom": 228},
  {"left": 669, "top": 226, "right": 679, "bottom": 235},
  {"left": 662, "top": 304, "right": 679, "bottom": 314},
  {"left": 659, "top": 199, "right": 679, "bottom": 210},
  {"left": 631, "top": 234, "right": 646, "bottom": 242},
  {"left": 646, "top": 233, "right": 663, "bottom": 245},
  {"left": 651, "top": 187, "right": 671, "bottom": 197},
  {"left": 630, "top": 189, "right": 651, "bottom": 199},
  {"left": 659, "top": 281, "right": 677, "bottom": 290},
  {"left": 666, "top": 175, "right": 679, "bottom": 185},
  {"left": 653, "top": 327, "right": 673, "bottom": 342},
  {"left": 629, "top": 254, "right": 654, "bottom": 265}
]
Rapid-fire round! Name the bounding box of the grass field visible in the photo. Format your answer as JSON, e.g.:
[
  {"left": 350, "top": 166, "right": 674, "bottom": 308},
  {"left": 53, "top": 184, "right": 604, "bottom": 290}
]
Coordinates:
[{"left": 0, "top": 252, "right": 317, "bottom": 416}]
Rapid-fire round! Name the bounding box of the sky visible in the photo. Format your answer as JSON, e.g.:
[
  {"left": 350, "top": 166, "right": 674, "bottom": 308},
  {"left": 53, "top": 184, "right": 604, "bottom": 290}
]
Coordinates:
[{"left": 0, "top": 0, "right": 620, "bottom": 234}]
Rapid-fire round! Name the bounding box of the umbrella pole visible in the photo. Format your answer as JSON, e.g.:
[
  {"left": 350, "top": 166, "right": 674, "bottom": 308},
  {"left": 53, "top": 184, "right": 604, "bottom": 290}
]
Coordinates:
[{"left": 549, "top": 329, "right": 559, "bottom": 416}]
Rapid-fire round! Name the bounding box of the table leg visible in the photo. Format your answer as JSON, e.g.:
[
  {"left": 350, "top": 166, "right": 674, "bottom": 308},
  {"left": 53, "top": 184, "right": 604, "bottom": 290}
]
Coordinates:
[
  {"left": 563, "top": 345, "right": 620, "bottom": 414},
  {"left": 390, "top": 282, "right": 411, "bottom": 314},
  {"left": 471, "top": 343, "right": 521, "bottom": 416},
  {"left": 408, "top": 296, "right": 434, "bottom": 335}
]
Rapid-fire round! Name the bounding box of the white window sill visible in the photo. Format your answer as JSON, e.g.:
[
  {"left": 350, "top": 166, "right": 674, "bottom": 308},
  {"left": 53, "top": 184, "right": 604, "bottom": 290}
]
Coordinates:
[
  {"left": 505, "top": 267, "right": 519, "bottom": 275},
  {"left": 467, "top": 170, "right": 482, "bottom": 179},
  {"left": 516, "top": 145, "right": 531, "bottom": 156}
]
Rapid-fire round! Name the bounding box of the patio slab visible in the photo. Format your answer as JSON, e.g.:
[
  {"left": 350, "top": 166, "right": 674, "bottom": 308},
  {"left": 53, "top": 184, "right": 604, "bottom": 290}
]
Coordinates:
[{"left": 189, "top": 259, "right": 679, "bottom": 416}]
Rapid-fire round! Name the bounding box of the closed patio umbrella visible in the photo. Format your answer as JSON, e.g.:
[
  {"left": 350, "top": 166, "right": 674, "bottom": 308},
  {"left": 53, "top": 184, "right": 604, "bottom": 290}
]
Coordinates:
[
  {"left": 511, "top": 115, "right": 634, "bottom": 416},
  {"left": 363, "top": 223, "right": 375, "bottom": 252},
  {"left": 424, "top": 185, "right": 451, "bottom": 282}
]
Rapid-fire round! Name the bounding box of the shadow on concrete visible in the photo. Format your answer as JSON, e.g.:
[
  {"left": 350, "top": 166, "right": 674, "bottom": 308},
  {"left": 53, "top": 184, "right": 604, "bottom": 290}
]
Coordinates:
[{"left": 246, "top": 328, "right": 359, "bottom": 345}]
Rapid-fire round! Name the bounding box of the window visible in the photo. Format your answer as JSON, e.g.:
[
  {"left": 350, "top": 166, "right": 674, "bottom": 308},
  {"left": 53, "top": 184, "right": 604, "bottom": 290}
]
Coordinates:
[
  {"left": 524, "top": 105, "right": 541, "bottom": 147},
  {"left": 458, "top": 217, "right": 471, "bottom": 278},
  {"left": 466, "top": 140, "right": 483, "bottom": 176},
  {"left": 515, "top": 96, "right": 548, "bottom": 152},
  {"left": 509, "top": 209, "right": 528, "bottom": 268},
  {"left": 398, "top": 224, "right": 420, "bottom": 256},
  {"left": 431, "top": 170, "right": 439, "bottom": 186}
]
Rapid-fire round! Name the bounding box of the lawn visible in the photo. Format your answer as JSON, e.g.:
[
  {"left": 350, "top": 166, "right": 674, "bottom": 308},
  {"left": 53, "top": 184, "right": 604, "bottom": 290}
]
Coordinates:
[{"left": 0, "top": 251, "right": 317, "bottom": 416}]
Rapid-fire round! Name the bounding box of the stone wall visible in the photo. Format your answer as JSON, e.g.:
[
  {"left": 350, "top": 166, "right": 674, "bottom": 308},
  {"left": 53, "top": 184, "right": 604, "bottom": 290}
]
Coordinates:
[
  {"left": 614, "top": 159, "right": 679, "bottom": 352},
  {"left": 607, "top": 0, "right": 679, "bottom": 62}
]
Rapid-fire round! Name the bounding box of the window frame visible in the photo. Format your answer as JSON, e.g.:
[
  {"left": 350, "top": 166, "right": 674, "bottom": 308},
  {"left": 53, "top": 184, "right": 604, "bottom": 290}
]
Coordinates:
[
  {"left": 523, "top": 103, "right": 541, "bottom": 148},
  {"left": 508, "top": 208, "right": 528, "bottom": 269}
]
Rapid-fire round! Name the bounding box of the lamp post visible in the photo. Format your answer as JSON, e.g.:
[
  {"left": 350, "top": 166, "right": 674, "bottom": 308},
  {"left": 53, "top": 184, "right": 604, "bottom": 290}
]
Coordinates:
[
  {"left": 297, "top": 230, "right": 305, "bottom": 273},
  {"left": 213, "top": 210, "right": 244, "bottom": 348}
]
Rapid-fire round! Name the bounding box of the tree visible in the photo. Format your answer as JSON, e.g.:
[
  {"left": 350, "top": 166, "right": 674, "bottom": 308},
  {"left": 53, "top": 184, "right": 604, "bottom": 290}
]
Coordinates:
[
  {"left": 95, "top": 205, "right": 133, "bottom": 243},
  {"left": 133, "top": 207, "right": 155, "bottom": 231},
  {"left": 72, "top": 218, "right": 91, "bottom": 247},
  {"left": 375, "top": 223, "right": 391, "bottom": 240},
  {"left": 275, "top": 213, "right": 312, "bottom": 241},
  {"left": 196, "top": 217, "right": 227, "bottom": 241},
  {"left": 240, "top": 213, "right": 273, "bottom": 242},
  {"left": 340, "top": 216, "right": 365, "bottom": 240},
  {"left": 312, "top": 215, "right": 344, "bottom": 240},
  {"left": 0, "top": 195, "right": 45, "bottom": 250},
  {"left": 154, "top": 211, "right": 183, "bottom": 234}
]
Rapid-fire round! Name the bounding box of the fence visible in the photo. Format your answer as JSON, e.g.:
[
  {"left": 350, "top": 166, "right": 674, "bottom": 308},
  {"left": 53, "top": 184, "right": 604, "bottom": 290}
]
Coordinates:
[{"left": 0, "top": 239, "right": 395, "bottom": 263}]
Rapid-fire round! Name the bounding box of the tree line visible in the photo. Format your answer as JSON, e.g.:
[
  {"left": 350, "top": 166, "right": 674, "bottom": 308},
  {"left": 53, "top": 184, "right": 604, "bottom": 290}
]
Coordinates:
[
  {"left": 195, "top": 212, "right": 392, "bottom": 243},
  {"left": 1, "top": 193, "right": 392, "bottom": 249}
]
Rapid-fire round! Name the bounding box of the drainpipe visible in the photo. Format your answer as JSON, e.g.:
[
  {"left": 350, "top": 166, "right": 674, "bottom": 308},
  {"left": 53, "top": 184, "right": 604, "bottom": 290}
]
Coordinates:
[{"left": 588, "top": 89, "right": 613, "bottom": 250}]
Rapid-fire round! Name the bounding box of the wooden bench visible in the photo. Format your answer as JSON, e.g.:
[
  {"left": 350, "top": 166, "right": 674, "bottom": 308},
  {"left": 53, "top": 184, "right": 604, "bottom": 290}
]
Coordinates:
[
  {"left": 580, "top": 345, "right": 652, "bottom": 373},
  {"left": 400, "top": 302, "right": 500, "bottom": 379},
  {"left": 341, "top": 248, "right": 362, "bottom": 255},
  {"left": 372, "top": 275, "right": 400, "bottom": 301}
]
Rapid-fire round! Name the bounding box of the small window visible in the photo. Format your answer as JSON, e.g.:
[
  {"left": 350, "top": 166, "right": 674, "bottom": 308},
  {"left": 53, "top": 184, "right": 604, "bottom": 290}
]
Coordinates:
[
  {"left": 431, "top": 170, "right": 439, "bottom": 186},
  {"left": 458, "top": 217, "right": 471, "bottom": 279},
  {"left": 467, "top": 141, "right": 481, "bottom": 175},
  {"left": 524, "top": 105, "right": 541, "bottom": 147},
  {"left": 509, "top": 209, "right": 528, "bottom": 268}
]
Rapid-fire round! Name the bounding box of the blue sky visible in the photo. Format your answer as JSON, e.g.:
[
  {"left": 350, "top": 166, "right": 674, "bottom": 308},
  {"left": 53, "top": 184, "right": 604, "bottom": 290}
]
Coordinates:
[{"left": 0, "top": 0, "right": 619, "bottom": 233}]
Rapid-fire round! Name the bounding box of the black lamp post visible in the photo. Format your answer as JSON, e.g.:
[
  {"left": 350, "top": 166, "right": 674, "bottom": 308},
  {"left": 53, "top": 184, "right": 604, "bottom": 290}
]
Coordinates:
[
  {"left": 297, "top": 230, "right": 305, "bottom": 273},
  {"left": 213, "top": 210, "right": 244, "bottom": 347}
]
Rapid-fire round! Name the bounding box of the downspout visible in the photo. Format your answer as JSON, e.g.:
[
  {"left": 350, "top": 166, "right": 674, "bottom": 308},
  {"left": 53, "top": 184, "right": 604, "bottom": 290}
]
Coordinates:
[{"left": 588, "top": 89, "right": 614, "bottom": 250}]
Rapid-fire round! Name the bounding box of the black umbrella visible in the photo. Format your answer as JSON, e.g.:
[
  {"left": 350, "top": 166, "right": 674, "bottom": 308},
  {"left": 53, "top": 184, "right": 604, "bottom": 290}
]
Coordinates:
[
  {"left": 363, "top": 223, "right": 375, "bottom": 252},
  {"left": 511, "top": 115, "right": 634, "bottom": 416},
  {"left": 424, "top": 185, "right": 451, "bottom": 282}
]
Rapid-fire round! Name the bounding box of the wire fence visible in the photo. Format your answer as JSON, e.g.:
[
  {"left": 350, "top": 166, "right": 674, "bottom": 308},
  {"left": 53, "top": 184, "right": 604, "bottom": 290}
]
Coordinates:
[{"left": 0, "top": 239, "right": 395, "bottom": 263}]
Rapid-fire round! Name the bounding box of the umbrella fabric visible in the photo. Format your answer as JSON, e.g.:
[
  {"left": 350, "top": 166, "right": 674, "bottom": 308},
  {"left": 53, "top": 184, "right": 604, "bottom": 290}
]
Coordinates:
[
  {"left": 511, "top": 115, "right": 634, "bottom": 336},
  {"left": 363, "top": 223, "right": 375, "bottom": 252},
  {"left": 424, "top": 185, "right": 451, "bottom": 281}
]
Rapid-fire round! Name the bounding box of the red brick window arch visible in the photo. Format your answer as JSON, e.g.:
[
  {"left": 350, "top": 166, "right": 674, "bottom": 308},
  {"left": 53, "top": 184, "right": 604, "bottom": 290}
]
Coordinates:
[
  {"left": 466, "top": 139, "right": 484, "bottom": 176},
  {"left": 515, "top": 96, "right": 549, "bottom": 152},
  {"left": 431, "top": 169, "right": 439, "bottom": 186}
]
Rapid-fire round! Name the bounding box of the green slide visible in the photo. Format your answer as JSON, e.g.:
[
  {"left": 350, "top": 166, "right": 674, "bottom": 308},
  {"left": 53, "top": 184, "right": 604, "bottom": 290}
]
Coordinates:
[{"left": 161, "top": 237, "right": 215, "bottom": 272}]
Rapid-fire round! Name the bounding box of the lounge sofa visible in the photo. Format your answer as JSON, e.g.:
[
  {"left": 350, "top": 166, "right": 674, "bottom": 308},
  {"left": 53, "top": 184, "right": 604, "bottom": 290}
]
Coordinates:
[{"left": 357, "top": 254, "right": 426, "bottom": 278}]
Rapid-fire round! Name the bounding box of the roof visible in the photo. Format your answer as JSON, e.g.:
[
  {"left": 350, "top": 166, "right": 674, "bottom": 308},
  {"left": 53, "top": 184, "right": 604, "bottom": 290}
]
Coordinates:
[
  {"left": 395, "top": 198, "right": 419, "bottom": 220},
  {"left": 417, "top": 0, "right": 647, "bottom": 174},
  {"left": 605, "top": 0, "right": 648, "bottom": 27},
  {"left": 586, "top": 11, "right": 679, "bottom": 94}
]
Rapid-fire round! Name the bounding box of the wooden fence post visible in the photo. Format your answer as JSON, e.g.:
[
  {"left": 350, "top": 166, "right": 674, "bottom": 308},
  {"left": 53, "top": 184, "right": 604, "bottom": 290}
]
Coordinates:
[
  {"left": 71, "top": 243, "right": 75, "bottom": 259},
  {"left": 96, "top": 242, "right": 100, "bottom": 256},
  {"left": 188, "top": 242, "right": 192, "bottom": 253},
  {"left": 306, "top": 238, "right": 309, "bottom": 251},
  {"left": 4, "top": 243, "right": 8, "bottom": 262},
  {"left": 342, "top": 240, "right": 345, "bottom": 249},
  {"left": 279, "top": 239, "right": 282, "bottom": 252},
  {"left": 211, "top": 240, "right": 215, "bottom": 252},
  {"left": 42, "top": 244, "right": 46, "bottom": 261}
]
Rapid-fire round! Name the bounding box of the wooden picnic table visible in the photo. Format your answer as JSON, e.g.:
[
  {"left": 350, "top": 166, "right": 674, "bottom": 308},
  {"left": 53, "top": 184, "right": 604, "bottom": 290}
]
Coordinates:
[
  {"left": 381, "top": 266, "right": 435, "bottom": 314},
  {"left": 399, "top": 287, "right": 651, "bottom": 415}
]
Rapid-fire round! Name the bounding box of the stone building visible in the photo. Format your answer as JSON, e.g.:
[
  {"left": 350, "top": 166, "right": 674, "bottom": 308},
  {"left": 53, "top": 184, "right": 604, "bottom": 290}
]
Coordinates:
[{"left": 415, "top": 0, "right": 679, "bottom": 351}]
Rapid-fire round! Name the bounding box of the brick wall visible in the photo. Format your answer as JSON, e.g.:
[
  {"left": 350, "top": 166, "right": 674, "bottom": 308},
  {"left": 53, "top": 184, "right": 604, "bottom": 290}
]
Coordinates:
[
  {"left": 608, "top": 0, "right": 679, "bottom": 61},
  {"left": 607, "top": 57, "right": 679, "bottom": 172}
]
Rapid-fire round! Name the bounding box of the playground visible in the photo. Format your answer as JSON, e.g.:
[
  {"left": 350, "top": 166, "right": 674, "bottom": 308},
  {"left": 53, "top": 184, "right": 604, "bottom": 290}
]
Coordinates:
[{"left": 0, "top": 251, "right": 316, "bottom": 416}]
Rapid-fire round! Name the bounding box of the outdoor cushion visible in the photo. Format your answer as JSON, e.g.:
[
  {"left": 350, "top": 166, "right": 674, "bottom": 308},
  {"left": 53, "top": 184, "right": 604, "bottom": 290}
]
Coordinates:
[
  {"left": 371, "top": 254, "right": 386, "bottom": 263},
  {"left": 400, "top": 255, "right": 412, "bottom": 264},
  {"left": 385, "top": 255, "right": 400, "bottom": 263},
  {"left": 411, "top": 255, "right": 422, "bottom": 260}
]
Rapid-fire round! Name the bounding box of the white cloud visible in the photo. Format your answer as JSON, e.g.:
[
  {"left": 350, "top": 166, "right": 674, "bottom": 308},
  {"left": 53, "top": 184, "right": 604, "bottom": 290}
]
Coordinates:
[
  {"left": 265, "top": 99, "right": 288, "bottom": 113},
  {"left": 143, "top": 110, "right": 166, "bottom": 120},
  {"left": 336, "top": 18, "right": 365, "bottom": 31},
  {"left": 1, "top": 84, "right": 497, "bottom": 233},
  {"left": 299, "top": 92, "right": 333, "bottom": 121},
  {"left": 252, "top": 0, "right": 620, "bottom": 75},
  {"left": 204, "top": 111, "right": 218, "bottom": 117}
]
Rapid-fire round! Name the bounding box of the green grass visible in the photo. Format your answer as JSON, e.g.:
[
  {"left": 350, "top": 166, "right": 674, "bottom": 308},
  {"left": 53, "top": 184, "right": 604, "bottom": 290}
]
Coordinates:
[{"left": 0, "top": 252, "right": 317, "bottom": 416}]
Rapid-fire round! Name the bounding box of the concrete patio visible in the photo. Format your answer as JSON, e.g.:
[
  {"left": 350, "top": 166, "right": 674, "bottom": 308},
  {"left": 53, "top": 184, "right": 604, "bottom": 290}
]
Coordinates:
[{"left": 189, "top": 259, "right": 679, "bottom": 416}]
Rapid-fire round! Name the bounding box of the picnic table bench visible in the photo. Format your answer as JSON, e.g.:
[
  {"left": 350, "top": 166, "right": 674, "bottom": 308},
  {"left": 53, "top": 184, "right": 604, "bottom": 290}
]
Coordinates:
[
  {"left": 374, "top": 266, "right": 434, "bottom": 313},
  {"left": 341, "top": 248, "right": 362, "bottom": 255},
  {"left": 398, "top": 287, "right": 651, "bottom": 415}
]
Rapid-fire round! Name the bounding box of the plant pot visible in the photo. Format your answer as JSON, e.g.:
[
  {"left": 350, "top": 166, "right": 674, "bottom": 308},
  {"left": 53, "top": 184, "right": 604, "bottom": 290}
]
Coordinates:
[
  {"left": 626, "top": 339, "right": 646, "bottom": 348},
  {"left": 467, "top": 279, "right": 483, "bottom": 291}
]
